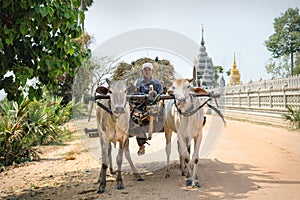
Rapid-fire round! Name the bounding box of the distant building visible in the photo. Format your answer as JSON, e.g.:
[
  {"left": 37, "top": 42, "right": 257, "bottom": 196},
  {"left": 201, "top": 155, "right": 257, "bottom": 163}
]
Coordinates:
[
  {"left": 193, "top": 26, "right": 216, "bottom": 89},
  {"left": 228, "top": 53, "right": 241, "bottom": 85},
  {"left": 218, "top": 74, "right": 226, "bottom": 87}
]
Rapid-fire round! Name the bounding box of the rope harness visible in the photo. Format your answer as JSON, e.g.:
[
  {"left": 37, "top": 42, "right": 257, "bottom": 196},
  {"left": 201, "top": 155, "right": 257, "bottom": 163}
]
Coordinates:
[
  {"left": 173, "top": 94, "right": 211, "bottom": 117},
  {"left": 96, "top": 99, "right": 128, "bottom": 116},
  {"left": 172, "top": 93, "right": 226, "bottom": 125},
  {"left": 96, "top": 100, "right": 113, "bottom": 115}
]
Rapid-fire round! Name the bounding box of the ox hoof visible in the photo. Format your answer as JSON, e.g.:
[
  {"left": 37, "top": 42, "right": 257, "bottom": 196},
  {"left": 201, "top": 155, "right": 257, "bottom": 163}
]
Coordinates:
[
  {"left": 193, "top": 181, "right": 201, "bottom": 188},
  {"left": 117, "top": 185, "right": 125, "bottom": 190},
  {"left": 165, "top": 174, "right": 170, "bottom": 178},
  {"left": 186, "top": 179, "right": 192, "bottom": 186},
  {"left": 110, "top": 169, "right": 115, "bottom": 174},
  {"left": 137, "top": 177, "right": 144, "bottom": 181},
  {"left": 97, "top": 188, "right": 105, "bottom": 194}
]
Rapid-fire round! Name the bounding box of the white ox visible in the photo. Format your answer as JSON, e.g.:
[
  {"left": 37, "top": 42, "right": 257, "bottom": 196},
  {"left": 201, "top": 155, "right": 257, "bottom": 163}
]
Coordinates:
[
  {"left": 96, "top": 79, "right": 143, "bottom": 194},
  {"left": 164, "top": 78, "right": 208, "bottom": 188}
]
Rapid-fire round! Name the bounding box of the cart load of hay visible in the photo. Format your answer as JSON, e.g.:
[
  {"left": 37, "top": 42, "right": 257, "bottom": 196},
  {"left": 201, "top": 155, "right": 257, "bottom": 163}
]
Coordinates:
[{"left": 112, "top": 57, "right": 175, "bottom": 92}]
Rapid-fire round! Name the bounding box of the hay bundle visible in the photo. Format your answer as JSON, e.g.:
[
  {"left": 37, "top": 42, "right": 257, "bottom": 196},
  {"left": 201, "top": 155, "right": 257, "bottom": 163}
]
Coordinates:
[{"left": 112, "top": 57, "right": 175, "bottom": 90}]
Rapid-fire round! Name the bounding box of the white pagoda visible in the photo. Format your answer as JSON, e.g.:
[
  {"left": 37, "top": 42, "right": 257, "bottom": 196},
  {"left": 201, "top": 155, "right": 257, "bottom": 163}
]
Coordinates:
[{"left": 193, "top": 26, "right": 216, "bottom": 89}]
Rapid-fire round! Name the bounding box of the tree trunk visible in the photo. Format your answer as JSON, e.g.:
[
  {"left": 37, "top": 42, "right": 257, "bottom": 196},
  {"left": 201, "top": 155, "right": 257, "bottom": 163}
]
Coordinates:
[
  {"left": 291, "top": 52, "right": 294, "bottom": 76},
  {"left": 81, "top": 0, "right": 85, "bottom": 49}
]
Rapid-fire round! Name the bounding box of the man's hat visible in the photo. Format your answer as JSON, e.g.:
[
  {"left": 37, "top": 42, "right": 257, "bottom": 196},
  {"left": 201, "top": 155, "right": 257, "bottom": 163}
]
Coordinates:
[{"left": 142, "top": 63, "right": 153, "bottom": 70}]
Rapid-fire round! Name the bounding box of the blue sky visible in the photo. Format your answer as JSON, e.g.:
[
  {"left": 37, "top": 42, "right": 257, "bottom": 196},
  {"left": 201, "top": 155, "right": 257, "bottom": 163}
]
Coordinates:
[{"left": 84, "top": 0, "right": 300, "bottom": 83}]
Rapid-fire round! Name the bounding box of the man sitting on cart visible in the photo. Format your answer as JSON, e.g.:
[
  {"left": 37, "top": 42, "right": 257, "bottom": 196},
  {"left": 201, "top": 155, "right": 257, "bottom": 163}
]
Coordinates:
[{"left": 133, "top": 62, "right": 163, "bottom": 155}]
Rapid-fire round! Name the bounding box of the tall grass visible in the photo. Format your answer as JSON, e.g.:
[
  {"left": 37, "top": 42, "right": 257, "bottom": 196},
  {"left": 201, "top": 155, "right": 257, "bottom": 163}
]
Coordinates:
[{"left": 0, "top": 96, "right": 86, "bottom": 168}]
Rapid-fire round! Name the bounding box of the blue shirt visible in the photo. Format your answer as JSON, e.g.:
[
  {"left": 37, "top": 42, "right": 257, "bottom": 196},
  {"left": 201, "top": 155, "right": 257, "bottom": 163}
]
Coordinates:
[{"left": 135, "top": 77, "right": 163, "bottom": 94}]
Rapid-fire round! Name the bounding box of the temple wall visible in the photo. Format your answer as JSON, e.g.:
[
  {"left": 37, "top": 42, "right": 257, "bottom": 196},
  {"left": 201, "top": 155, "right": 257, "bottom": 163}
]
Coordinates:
[{"left": 209, "top": 75, "right": 300, "bottom": 127}]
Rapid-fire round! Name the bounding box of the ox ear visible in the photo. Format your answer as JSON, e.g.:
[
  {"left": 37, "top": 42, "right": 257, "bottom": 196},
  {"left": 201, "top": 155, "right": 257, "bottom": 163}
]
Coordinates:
[
  {"left": 95, "top": 86, "right": 108, "bottom": 95},
  {"left": 192, "top": 87, "right": 208, "bottom": 95}
]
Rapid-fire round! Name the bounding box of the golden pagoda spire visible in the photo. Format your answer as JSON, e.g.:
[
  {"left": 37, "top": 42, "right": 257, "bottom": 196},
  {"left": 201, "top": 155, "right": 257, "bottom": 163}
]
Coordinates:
[
  {"left": 233, "top": 52, "right": 237, "bottom": 69},
  {"left": 228, "top": 52, "right": 241, "bottom": 85}
]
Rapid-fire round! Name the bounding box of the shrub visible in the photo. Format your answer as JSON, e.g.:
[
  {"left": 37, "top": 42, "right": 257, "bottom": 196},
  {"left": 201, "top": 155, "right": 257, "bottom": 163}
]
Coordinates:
[
  {"left": 283, "top": 105, "right": 300, "bottom": 130},
  {"left": 0, "top": 96, "right": 86, "bottom": 167}
]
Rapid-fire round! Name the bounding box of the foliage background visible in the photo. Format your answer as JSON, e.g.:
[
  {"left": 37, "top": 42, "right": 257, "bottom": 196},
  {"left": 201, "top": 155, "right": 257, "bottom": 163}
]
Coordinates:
[
  {"left": 0, "top": 0, "right": 89, "bottom": 103},
  {"left": 0, "top": 0, "right": 94, "bottom": 168},
  {"left": 265, "top": 8, "right": 300, "bottom": 77}
]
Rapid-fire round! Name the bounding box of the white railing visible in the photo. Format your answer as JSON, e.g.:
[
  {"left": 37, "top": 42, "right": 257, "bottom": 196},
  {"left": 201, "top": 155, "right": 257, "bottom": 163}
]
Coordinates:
[{"left": 211, "top": 75, "right": 300, "bottom": 113}]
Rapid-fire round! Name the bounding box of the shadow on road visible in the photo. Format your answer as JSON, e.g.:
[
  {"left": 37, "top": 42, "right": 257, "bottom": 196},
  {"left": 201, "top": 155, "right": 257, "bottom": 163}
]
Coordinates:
[{"left": 3, "top": 158, "right": 293, "bottom": 200}]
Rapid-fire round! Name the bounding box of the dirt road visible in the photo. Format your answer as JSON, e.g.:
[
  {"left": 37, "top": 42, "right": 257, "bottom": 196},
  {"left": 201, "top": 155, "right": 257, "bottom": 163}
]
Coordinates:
[{"left": 0, "top": 116, "right": 300, "bottom": 200}]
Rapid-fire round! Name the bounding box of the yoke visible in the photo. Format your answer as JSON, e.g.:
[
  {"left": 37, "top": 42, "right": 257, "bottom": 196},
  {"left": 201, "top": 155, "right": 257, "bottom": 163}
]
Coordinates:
[{"left": 93, "top": 92, "right": 225, "bottom": 133}]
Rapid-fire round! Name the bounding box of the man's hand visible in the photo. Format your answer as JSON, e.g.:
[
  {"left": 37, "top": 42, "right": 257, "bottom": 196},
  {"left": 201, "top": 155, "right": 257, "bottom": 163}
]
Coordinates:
[{"left": 148, "top": 90, "right": 157, "bottom": 102}]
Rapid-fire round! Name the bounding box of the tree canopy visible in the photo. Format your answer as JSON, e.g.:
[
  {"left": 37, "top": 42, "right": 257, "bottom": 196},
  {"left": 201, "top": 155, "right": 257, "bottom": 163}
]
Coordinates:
[
  {"left": 265, "top": 56, "right": 290, "bottom": 78},
  {"left": 264, "top": 8, "right": 300, "bottom": 76},
  {"left": 0, "top": 0, "right": 89, "bottom": 103}
]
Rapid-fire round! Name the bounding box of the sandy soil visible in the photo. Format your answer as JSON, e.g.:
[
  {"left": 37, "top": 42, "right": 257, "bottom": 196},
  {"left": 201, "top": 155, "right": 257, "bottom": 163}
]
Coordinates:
[{"left": 0, "top": 116, "right": 300, "bottom": 200}]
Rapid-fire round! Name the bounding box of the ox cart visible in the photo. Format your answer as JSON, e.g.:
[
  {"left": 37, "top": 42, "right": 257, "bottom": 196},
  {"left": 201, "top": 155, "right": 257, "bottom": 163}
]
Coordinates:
[{"left": 91, "top": 78, "right": 225, "bottom": 193}]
